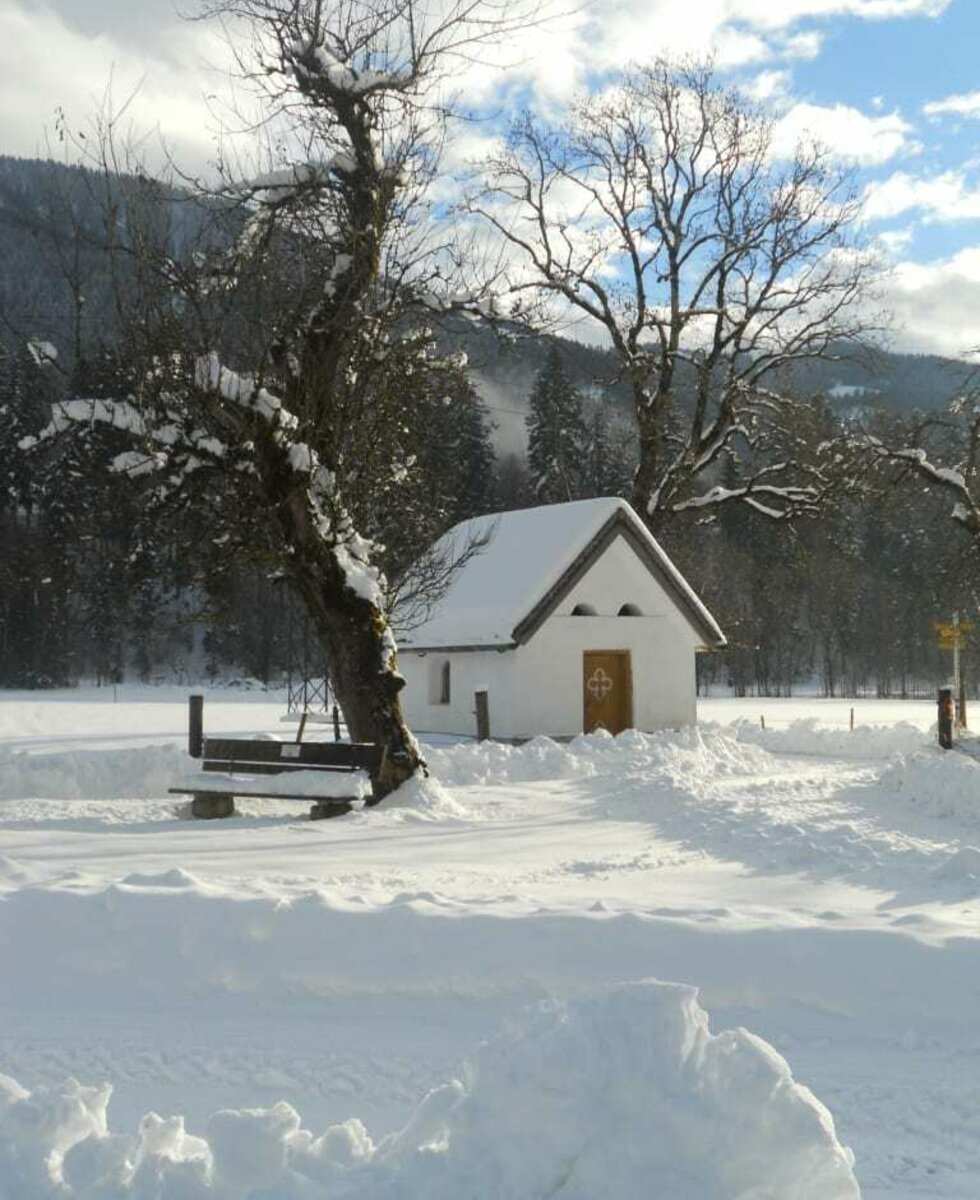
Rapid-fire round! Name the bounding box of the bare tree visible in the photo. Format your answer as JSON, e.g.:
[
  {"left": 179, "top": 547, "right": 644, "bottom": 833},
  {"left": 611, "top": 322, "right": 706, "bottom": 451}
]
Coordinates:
[
  {"left": 386, "top": 524, "right": 494, "bottom": 635},
  {"left": 469, "top": 60, "right": 881, "bottom": 526},
  {"left": 862, "top": 375, "right": 980, "bottom": 540},
  {"left": 24, "top": 0, "right": 542, "bottom": 797}
]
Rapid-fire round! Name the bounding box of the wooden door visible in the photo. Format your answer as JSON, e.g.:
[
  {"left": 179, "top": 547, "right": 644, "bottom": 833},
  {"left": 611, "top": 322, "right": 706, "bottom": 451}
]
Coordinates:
[
  {"left": 474, "top": 690, "right": 490, "bottom": 741},
  {"left": 583, "top": 650, "right": 633, "bottom": 734}
]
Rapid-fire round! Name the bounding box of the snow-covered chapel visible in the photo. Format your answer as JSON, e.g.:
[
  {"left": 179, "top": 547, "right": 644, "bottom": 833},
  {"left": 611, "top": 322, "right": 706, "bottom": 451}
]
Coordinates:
[{"left": 397, "top": 497, "right": 726, "bottom": 740}]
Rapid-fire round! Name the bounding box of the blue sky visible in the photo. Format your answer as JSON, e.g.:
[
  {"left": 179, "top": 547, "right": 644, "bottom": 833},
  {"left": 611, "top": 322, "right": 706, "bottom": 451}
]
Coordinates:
[
  {"left": 785, "top": 3, "right": 980, "bottom": 262},
  {"left": 1, "top": 0, "right": 979, "bottom": 356}
]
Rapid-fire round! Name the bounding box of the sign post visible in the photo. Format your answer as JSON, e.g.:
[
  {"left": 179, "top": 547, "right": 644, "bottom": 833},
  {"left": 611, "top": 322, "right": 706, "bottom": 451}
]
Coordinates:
[{"left": 935, "top": 616, "right": 973, "bottom": 731}]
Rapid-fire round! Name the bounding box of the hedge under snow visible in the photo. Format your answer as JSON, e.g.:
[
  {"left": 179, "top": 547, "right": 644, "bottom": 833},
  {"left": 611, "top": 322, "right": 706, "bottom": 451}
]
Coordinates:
[{"left": 0, "top": 980, "right": 858, "bottom": 1199}]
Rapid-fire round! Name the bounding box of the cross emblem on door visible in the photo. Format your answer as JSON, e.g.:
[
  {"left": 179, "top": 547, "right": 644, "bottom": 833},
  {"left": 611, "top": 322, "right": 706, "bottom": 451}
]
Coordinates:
[{"left": 587, "top": 667, "right": 614, "bottom": 701}]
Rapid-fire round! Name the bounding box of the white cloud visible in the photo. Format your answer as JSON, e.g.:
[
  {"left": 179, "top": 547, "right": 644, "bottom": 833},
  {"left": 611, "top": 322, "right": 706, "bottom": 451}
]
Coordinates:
[
  {"left": 876, "top": 226, "right": 915, "bottom": 254},
  {"left": 471, "top": 0, "right": 949, "bottom": 104},
  {"left": 712, "top": 27, "right": 773, "bottom": 68},
  {"left": 884, "top": 247, "right": 980, "bottom": 356},
  {"left": 782, "top": 31, "right": 824, "bottom": 58},
  {"left": 923, "top": 90, "right": 980, "bottom": 120},
  {"left": 728, "top": 0, "right": 950, "bottom": 26},
  {"left": 745, "top": 70, "right": 794, "bottom": 104},
  {"left": 0, "top": 1, "right": 242, "bottom": 173},
  {"left": 0, "top": 0, "right": 952, "bottom": 176},
  {"left": 864, "top": 170, "right": 980, "bottom": 222},
  {"left": 772, "top": 102, "right": 915, "bottom": 164}
]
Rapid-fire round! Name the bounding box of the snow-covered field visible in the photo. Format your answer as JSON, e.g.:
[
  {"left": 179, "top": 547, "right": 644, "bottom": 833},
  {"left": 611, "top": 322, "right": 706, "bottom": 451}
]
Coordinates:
[{"left": 2, "top": 686, "right": 979, "bottom": 1196}]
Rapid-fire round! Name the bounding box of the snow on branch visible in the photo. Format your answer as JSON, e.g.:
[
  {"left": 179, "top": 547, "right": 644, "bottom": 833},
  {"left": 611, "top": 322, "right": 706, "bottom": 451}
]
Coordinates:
[
  {"left": 18, "top": 398, "right": 148, "bottom": 450},
  {"left": 110, "top": 449, "right": 168, "bottom": 477},
  {"left": 240, "top": 156, "right": 357, "bottom": 205},
  {"left": 289, "top": 39, "right": 413, "bottom": 97},
  {"left": 878, "top": 446, "right": 966, "bottom": 490},
  {"left": 194, "top": 353, "right": 298, "bottom": 432},
  {"left": 866, "top": 437, "right": 980, "bottom": 534},
  {"left": 672, "top": 465, "right": 822, "bottom": 521}
]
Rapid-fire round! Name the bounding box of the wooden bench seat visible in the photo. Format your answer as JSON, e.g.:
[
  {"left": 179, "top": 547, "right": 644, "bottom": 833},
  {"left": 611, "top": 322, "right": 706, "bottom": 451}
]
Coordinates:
[{"left": 170, "top": 735, "right": 384, "bottom": 819}]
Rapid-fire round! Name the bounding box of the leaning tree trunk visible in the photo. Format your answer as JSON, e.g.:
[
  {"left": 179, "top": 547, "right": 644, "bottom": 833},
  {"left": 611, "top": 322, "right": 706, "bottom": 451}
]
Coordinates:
[
  {"left": 264, "top": 455, "right": 422, "bottom": 801},
  {"left": 294, "top": 561, "right": 422, "bottom": 802}
]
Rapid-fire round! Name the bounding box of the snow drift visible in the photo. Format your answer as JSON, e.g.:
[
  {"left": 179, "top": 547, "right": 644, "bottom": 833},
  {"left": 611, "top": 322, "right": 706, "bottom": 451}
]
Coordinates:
[
  {"left": 878, "top": 747, "right": 980, "bottom": 826},
  {"left": 0, "top": 722, "right": 918, "bottom": 808},
  {"left": 425, "top": 725, "right": 777, "bottom": 788},
  {"left": 0, "top": 745, "right": 190, "bottom": 803},
  {"left": 726, "top": 717, "right": 928, "bottom": 760},
  {"left": 0, "top": 980, "right": 858, "bottom": 1199}
]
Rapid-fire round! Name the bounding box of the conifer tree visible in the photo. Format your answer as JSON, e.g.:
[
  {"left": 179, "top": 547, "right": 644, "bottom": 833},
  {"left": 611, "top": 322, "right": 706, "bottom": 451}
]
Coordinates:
[
  {"left": 581, "top": 409, "right": 634, "bottom": 498},
  {"left": 0, "top": 344, "right": 71, "bottom": 686},
  {"left": 526, "top": 346, "right": 587, "bottom": 503},
  {"left": 443, "top": 371, "right": 497, "bottom": 521}
]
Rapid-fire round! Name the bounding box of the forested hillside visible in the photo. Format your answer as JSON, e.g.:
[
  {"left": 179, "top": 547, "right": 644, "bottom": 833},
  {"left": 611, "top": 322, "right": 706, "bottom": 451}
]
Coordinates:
[{"left": 1, "top": 154, "right": 978, "bottom": 696}]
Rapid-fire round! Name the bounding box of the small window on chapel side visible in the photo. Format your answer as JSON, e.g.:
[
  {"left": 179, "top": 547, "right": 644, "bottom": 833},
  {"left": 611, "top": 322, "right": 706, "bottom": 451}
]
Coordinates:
[
  {"left": 571, "top": 603, "right": 598, "bottom": 616},
  {"left": 619, "top": 603, "right": 643, "bottom": 616},
  {"left": 428, "top": 658, "right": 452, "bottom": 704}
]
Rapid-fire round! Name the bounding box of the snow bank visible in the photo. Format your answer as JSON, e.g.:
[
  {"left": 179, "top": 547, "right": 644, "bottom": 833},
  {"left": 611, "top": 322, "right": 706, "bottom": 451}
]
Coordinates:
[
  {"left": 424, "top": 726, "right": 774, "bottom": 787},
  {"left": 0, "top": 744, "right": 191, "bottom": 802},
  {"left": 0, "top": 981, "right": 858, "bottom": 1199},
  {"left": 0, "top": 726, "right": 779, "bottom": 812},
  {"left": 380, "top": 772, "right": 472, "bottom": 821},
  {"left": 725, "top": 717, "right": 928, "bottom": 760},
  {"left": 878, "top": 748, "right": 980, "bottom": 827}
]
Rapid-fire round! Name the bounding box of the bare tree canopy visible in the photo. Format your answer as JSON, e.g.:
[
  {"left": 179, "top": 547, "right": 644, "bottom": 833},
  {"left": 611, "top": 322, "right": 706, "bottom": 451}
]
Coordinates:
[{"left": 469, "top": 59, "right": 882, "bottom": 525}]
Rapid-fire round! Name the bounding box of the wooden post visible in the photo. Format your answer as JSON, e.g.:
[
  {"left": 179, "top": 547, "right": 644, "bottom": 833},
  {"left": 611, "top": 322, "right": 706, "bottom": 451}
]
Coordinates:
[
  {"left": 475, "top": 691, "right": 490, "bottom": 741},
  {"left": 954, "top": 612, "right": 963, "bottom": 727},
  {"left": 296, "top": 711, "right": 309, "bottom": 744},
  {"left": 959, "top": 664, "right": 968, "bottom": 730},
  {"left": 188, "top": 694, "right": 204, "bottom": 759},
  {"left": 850, "top": 707, "right": 854, "bottom": 732},
  {"left": 760, "top": 714, "right": 765, "bottom": 730},
  {"left": 333, "top": 704, "right": 341, "bottom": 742},
  {"left": 191, "top": 792, "right": 234, "bottom": 819},
  {"left": 938, "top": 687, "right": 954, "bottom": 750}
]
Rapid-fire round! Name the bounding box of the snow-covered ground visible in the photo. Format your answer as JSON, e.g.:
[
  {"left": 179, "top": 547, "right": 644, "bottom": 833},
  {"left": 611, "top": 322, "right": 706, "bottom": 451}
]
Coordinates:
[{"left": 1, "top": 687, "right": 979, "bottom": 1196}]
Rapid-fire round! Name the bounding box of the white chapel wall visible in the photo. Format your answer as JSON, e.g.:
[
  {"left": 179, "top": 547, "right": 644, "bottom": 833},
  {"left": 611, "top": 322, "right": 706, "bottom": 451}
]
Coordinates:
[
  {"left": 508, "top": 535, "right": 701, "bottom": 737},
  {"left": 398, "top": 533, "right": 706, "bottom": 740},
  {"left": 398, "top": 647, "right": 518, "bottom": 739}
]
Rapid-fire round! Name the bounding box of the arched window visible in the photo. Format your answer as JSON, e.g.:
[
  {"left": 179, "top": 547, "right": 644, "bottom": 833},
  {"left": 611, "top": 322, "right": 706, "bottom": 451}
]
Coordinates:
[
  {"left": 571, "top": 603, "right": 598, "bottom": 616},
  {"left": 618, "top": 603, "right": 643, "bottom": 616}
]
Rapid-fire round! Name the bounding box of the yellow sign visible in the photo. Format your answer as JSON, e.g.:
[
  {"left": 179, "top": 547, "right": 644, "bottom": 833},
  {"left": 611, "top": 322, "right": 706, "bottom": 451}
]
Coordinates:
[{"left": 935, "top": 621, "right": 975, "bottom": 635}]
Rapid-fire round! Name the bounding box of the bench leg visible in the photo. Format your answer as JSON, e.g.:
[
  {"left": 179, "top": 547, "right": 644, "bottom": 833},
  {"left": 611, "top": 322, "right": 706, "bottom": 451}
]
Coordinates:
[
  {"left": 309, "top": 800, "right": 353, "bottom": 820},
  {"left": 191, "top": 793, "right": 236, "bottom": 819}
]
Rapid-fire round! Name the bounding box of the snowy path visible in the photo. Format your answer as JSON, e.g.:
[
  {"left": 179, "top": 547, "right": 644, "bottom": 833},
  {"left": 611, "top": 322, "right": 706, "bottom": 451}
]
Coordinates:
[{"left": 2, "top": 691, "right": 980, "bottom": 1195}]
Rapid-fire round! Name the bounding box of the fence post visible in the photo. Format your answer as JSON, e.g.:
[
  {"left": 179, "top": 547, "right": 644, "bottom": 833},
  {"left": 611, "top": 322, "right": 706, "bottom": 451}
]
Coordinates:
[
  {"left": 188, "top": 694, "right": 204, "bottom": 759},
  {"left": 760, "top": 714, "right": 765, "bottom": 731},
  {"left": 850, "top": 707, "right": 854, "bottom": 732},
  {"left": 333, "top": 704, "right": 341, "bottom": 742}
]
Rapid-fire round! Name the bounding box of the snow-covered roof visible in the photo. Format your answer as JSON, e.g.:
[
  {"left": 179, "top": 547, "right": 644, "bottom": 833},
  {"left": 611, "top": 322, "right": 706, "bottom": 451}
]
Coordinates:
[{"left": 399, "top": 497, "right": 725, "bottom": 651}]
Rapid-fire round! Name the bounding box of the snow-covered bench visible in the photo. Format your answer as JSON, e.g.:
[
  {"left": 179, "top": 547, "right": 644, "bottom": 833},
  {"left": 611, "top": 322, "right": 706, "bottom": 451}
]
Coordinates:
[{"left": 170, "top": 735, "right": 383, "bottom": 820}]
